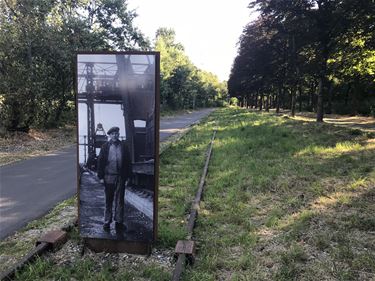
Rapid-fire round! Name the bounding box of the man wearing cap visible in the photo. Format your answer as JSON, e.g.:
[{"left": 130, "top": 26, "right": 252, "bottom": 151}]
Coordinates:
[{"left": 97, "top": 126, "right": 131, "bottom": 231}]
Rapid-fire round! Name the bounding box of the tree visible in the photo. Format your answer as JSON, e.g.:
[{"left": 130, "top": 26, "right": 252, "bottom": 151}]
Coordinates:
[
  {"left": 229, "top": 0, "right": 374, "bottom": 119},
  {"left": 155, "top": 27, "right": 226, "bottom": 110},
  {"left": 0, "top": 0, "right": 149, "bottom": 131}
]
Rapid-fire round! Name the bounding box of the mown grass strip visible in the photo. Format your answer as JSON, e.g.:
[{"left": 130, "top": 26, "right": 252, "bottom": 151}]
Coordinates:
[{"left": 184, "top": 108, "right": 375, "bottom": 281}]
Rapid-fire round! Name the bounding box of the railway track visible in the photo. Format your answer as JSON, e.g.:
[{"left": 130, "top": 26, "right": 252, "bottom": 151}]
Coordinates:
[
  {"left": 0, "top": 130, "right": 217, "bottom": 281},
  {"left": 171, "top": 130, "right": 216, "bottom": 280}
]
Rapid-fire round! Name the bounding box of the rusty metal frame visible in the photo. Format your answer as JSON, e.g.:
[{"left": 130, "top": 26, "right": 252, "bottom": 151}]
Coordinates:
[{"left": 75, "top": 51, "right": 160, "bottom": 254}]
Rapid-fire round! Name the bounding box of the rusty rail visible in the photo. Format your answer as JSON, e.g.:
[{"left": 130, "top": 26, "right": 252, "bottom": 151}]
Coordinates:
[
  {"left": 0, "top": 230, "right": 67, "bottom": 281},
  {"left": 172, "top": 130, "right": 216, "bottom": 281},
  {"left": 0, "top": 128, "right": 215, "bottom": 281}
]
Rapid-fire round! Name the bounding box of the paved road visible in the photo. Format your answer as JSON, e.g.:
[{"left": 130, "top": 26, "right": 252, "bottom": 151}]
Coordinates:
[
  {"left": 159, "top": 108, "right": 214, "bottom": 141},
  {"left": 0, "top": 108, "right": 215, "bottom": 240}
]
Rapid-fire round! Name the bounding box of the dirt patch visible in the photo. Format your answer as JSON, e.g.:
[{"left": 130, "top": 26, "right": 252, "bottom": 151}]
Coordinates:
[
  {"left": 0, "top": 126, "right": 75, "bottom": 166},
  {"left": 277, "top": 110, "right": 375, "bottom": 132}
]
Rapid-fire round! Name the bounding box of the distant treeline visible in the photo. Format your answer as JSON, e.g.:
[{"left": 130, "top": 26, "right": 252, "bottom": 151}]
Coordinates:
[
  {"left": 156, "top": 28, "right": 227, "bottom": 111},
  {"left": 0, "top": 1, "right": 226, "bottom": 132},
  {"left": 228, "top": 0, "right": 375, "bottom": 120}
]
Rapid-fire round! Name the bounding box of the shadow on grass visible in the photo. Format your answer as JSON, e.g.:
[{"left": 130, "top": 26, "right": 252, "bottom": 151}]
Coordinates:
[{"left": 192, "top": 108, "right": 375, "bottom": 280}]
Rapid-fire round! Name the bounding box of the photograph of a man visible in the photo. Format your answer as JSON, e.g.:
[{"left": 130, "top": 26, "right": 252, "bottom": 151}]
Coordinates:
[
  {"left": 77, "top": 53, "right": 158, "bottom": 243},
  {"left": 97, "top": 126, "right": 131, "bottom": 231}
]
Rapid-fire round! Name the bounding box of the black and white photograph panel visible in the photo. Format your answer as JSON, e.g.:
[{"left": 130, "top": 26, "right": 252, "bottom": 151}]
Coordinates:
[{"left": 77, "top": 53, "right": 156, "bottom": 242}]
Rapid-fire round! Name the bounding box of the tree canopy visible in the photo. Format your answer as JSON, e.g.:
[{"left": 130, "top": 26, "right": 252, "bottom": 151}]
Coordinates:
[
  {"left": 229, "top": 0, "right": 375, "bottom": 120},
  {"left": 0, "top": 2, "right": 227, "bottom": 132},
  {"left": 0, "top": 0, "right": 149, "bottom": 131},
  {"left": 155, "top": 27, "right": 227, "bottom": 110}
]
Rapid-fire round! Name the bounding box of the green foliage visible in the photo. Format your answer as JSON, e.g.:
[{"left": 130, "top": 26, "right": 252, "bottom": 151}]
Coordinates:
[
  {"left": 0, "top": 0, "right": 149, "bottom": 132},
  {"left": 229, "top": 97, "right": 239, "bottom": 106},
  {"left": 155, "top": 27, "right": 227, "bottom": 110},
  {"left": 0, "top": 1, "right": 227, "bottom": 132},
  {"left": 229, "top": 0, "right": 375, "bottom": 118}
]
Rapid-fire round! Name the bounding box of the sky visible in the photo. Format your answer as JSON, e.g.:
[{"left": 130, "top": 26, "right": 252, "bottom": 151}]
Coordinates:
[
  {"left": 77, "top": 54, "right": 152, "bottom": 163},
  {"left": 127, "top": 0, "right": 258, "bottom": 82}
]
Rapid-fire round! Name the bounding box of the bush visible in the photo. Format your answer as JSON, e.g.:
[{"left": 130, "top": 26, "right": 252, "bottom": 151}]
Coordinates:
[{"left": 230, "top": 97, "right": 239, "bottom": 106}]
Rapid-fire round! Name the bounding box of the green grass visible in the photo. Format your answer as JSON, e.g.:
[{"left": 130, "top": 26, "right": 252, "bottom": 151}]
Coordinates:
[
  {"left": 6, "top": 108, "right": 375, "bottom": 280},
  {"left": 0, "top": 196, "right": 77, "bottom": 273},
  {"left": 6, "top": 111, "right": 214, "bottom": 280},
  {"left": 183, "top": 108, "right": 375, "bottom": 280}
]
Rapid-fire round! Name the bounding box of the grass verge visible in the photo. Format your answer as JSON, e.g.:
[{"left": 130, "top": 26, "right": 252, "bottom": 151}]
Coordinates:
[
  {"left": 160, "top": 108, "right": 194, "bottom": 117},
  {"left": 2, "top": 108, "right": 375, "bottom": 280},
  {"left": 185, "top": 108, "right": 375, "bottom": 280}
]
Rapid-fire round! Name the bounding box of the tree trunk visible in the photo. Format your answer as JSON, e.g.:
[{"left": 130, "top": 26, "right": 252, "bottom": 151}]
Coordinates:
[
  {"left": 344, "top": 83, "right": 351, "bottom": 106},
  {"left": 268, "top": 94, "right": 273, "bottom": 108},
  {"left": 273, "top": 94, "right": 277, "bottom": 108},
  {"left": 350, "top": 81, "right": 359, "bottom": 116},
  {"left": 259, "top": 93, "right": 263, "bottom": 111},
  {"left": 281, "top": 87, "right": 286, "bottom": 110},
  {"left": 309, "top": 82, "right": 316, "bottom": 112},
  {"left": 326, "top": 82, "right": 333, "bottom": 114},
  {"left": 315, "top": 9, "right": 329, "bottom": 123},
  {"left": 253, "top": 93, "right": 257, "bottom": 109},
  {"left": 265, "top": 95, "right": 269, "bottom": 112},
  {"left": 291, "top": 88, "right": 296, "bottom": 117},
  {"left": 316, "top": 75, "right": 324, "bottom": 122},
  {"left": 291, "top": 34, "right": 298, "bottom": 117},
  {"left": 287, "top": 89, "right": 294, "bottom": 110},
  {"left": 276, "top": 87, "right": 281, "bottom": 113},
  {"left": 9, "top": 99, "right": 21, "bottom": 131},
  {"left": 298, "top": 86, "right": 303, "bottom": 112}
]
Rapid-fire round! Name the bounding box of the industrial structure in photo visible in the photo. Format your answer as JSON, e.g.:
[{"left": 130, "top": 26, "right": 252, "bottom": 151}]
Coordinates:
[{"left": 77, "top": 54, "right": 156, "bottom": 241}]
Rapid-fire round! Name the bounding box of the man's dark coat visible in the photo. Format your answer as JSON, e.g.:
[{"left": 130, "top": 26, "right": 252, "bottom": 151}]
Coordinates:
[{"left": 97, "top": 140, "right": 132, "bottom": 181}]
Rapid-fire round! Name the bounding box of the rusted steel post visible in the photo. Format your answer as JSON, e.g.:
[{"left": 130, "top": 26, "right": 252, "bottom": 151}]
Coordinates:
[
  {"left": 0, "top": 230, "right": 67, "bottom": 281},
  {"left": 172, "top": 130, "right": 216, "bottom": 281},
  {"left": 172, "top": 254, "right": 186, "bottom": 281},
  {"left": 0, "top": 242, "right": 49, "bottom": 281}
]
